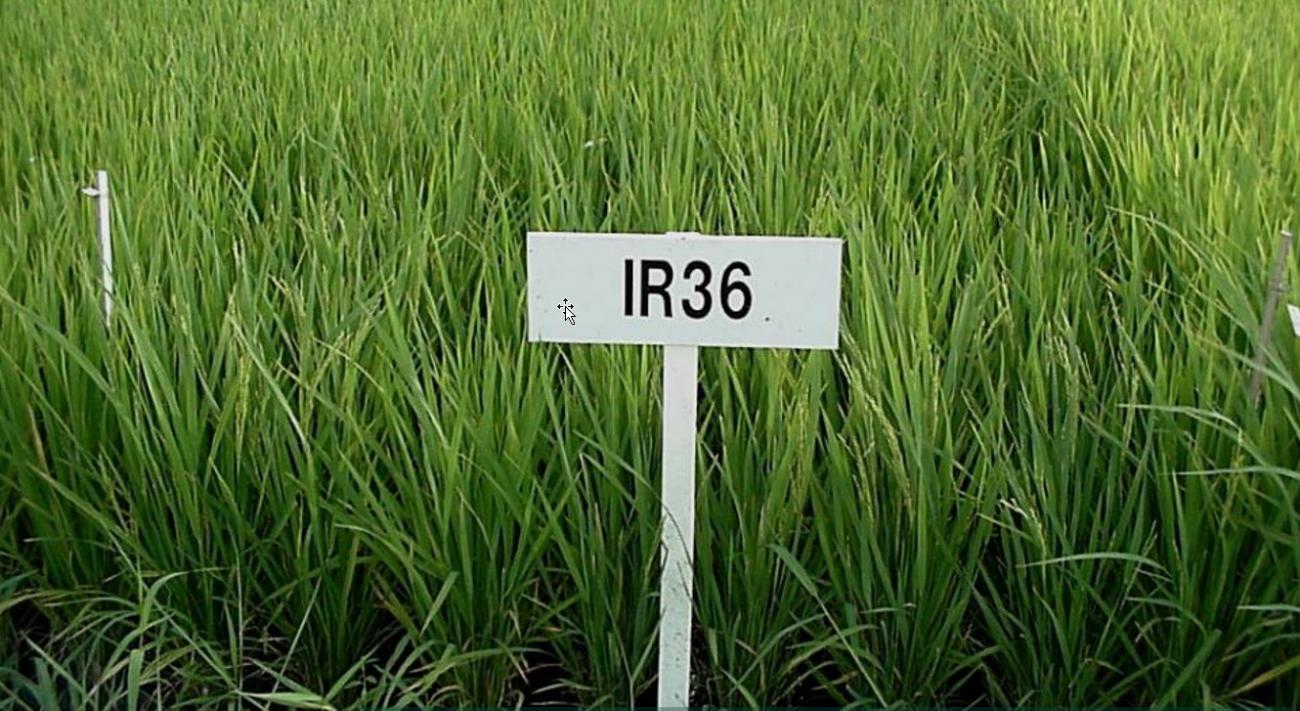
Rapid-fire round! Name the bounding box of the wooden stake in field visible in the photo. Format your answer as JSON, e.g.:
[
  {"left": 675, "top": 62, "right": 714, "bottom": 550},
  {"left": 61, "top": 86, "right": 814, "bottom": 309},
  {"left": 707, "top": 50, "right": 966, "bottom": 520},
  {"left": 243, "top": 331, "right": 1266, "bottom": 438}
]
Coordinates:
[
  {"left": 657, "top": 342, "right": 699, "bottom": 707},
  {"left": 81, "top": 170, "right": 114, "bottom": 326},
  {"left": 527, "top": 231, "right": 842, "bottom": 707}
]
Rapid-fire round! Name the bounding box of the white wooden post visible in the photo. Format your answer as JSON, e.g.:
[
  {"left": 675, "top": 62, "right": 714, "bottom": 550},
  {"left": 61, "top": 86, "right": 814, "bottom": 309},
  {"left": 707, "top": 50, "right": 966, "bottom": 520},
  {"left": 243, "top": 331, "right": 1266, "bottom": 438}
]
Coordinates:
[
  {"left": 656, "top": 343, "right": 699, "bottom": 708},
  {"left": 82, "top": 170, "right": 113, "bottom": 325}
]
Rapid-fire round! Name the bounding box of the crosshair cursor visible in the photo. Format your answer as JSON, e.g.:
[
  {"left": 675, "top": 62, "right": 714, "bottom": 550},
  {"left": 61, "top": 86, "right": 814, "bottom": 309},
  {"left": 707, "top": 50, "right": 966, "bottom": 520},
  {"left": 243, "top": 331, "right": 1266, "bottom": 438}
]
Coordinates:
[{"left": 557, "top": 298, "right": 575, "bottom": 325}]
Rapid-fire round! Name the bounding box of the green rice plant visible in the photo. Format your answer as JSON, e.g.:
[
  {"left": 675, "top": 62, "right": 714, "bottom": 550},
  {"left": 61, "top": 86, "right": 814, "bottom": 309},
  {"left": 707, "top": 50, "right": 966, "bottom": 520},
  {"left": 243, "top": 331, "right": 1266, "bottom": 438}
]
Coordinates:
[{"left": 1, "top": 0, "right": 1298, "bottom": 707}]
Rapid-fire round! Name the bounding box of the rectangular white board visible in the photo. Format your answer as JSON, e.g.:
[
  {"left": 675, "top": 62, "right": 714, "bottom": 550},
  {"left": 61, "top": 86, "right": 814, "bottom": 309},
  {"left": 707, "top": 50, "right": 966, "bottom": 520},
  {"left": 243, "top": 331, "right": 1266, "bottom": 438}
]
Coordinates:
[{"left": 527, "top": 231, "right": 842, "bottom": 349}]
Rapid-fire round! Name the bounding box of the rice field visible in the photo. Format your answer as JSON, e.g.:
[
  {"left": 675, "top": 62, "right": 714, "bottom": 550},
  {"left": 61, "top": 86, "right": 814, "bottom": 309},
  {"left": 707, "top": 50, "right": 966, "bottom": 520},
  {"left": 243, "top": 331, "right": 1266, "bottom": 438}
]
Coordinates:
[{"left": 2, "top": 0, "right": 1299, "bottom": 707}]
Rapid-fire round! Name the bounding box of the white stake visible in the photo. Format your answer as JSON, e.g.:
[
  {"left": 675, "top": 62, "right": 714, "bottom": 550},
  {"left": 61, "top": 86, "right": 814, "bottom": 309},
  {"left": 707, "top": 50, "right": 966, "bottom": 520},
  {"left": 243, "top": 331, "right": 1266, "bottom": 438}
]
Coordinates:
[
  {"left": 81, "top": 170, "right": 113, "bottom": 325},
  {"left": 657, "top": 343, "right": 698, "bottom": 708}
]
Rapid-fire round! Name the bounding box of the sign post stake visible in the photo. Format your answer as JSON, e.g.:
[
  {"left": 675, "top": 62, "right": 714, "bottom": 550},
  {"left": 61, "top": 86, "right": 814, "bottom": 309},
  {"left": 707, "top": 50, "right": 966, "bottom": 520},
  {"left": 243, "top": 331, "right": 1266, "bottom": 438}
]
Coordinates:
[
  {"left": 525, "top": 229, "right": 842, "bottom": 709},
  {"left": 657, "top": 343, "right": 699, "bottom": 708},
  {"left": 82, "top": 170, "right": 113, "bottom": 326}
]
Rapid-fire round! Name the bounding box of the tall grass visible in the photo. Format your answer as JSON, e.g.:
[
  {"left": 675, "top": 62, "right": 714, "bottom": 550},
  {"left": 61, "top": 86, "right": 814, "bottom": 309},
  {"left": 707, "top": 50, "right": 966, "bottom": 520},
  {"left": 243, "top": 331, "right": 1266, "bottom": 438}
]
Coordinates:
[{"left": 2, "top": 0, "right": 1298, "bottom": 707}]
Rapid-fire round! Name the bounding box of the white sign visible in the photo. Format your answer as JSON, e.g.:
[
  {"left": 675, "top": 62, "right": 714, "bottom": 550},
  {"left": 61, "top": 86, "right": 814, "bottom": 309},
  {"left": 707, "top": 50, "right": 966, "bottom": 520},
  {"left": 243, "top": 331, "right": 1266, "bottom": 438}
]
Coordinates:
[
  {"left": 526, "top": 229, "right": 842, "bottom": 708},
  {"left": 1289, "top": 304, "right": 1300, "bottom": 337},
  {"left": 527, "top": 232, "right": 842, "bottom": 349}
]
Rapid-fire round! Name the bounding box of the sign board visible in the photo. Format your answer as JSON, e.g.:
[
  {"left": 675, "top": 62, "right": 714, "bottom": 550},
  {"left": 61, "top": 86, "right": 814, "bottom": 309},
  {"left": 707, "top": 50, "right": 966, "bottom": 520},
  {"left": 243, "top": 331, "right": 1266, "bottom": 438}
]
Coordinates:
[
  {"left": 527, "top": 232, "right": 842, "bottom": 349},
  {"left": 525, "top": 230, "right": 842, "bottom": 708}
]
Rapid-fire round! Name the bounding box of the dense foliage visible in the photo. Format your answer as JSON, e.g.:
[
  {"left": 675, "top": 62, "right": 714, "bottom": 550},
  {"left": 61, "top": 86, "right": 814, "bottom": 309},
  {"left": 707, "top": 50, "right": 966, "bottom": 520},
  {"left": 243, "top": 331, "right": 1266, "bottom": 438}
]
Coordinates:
[{"left": 2, "top": 0, "right": 1298, "bottom": 707}]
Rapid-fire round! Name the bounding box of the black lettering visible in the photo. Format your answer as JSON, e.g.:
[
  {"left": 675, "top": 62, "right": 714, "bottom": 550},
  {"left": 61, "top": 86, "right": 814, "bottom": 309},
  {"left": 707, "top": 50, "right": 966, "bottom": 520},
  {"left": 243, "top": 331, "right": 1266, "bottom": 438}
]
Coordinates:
[
  {"left": 624, "top": 259, "right": 634, "bottom": 316},
  {"left": 721, "top": 261, "right": 752, "bottom": 319},
  {"left": 640, "top": 259, "right": 673, "bottom": 317},
  {"left": 681, "top": 260, "right": 712, "bottom": 318}
]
